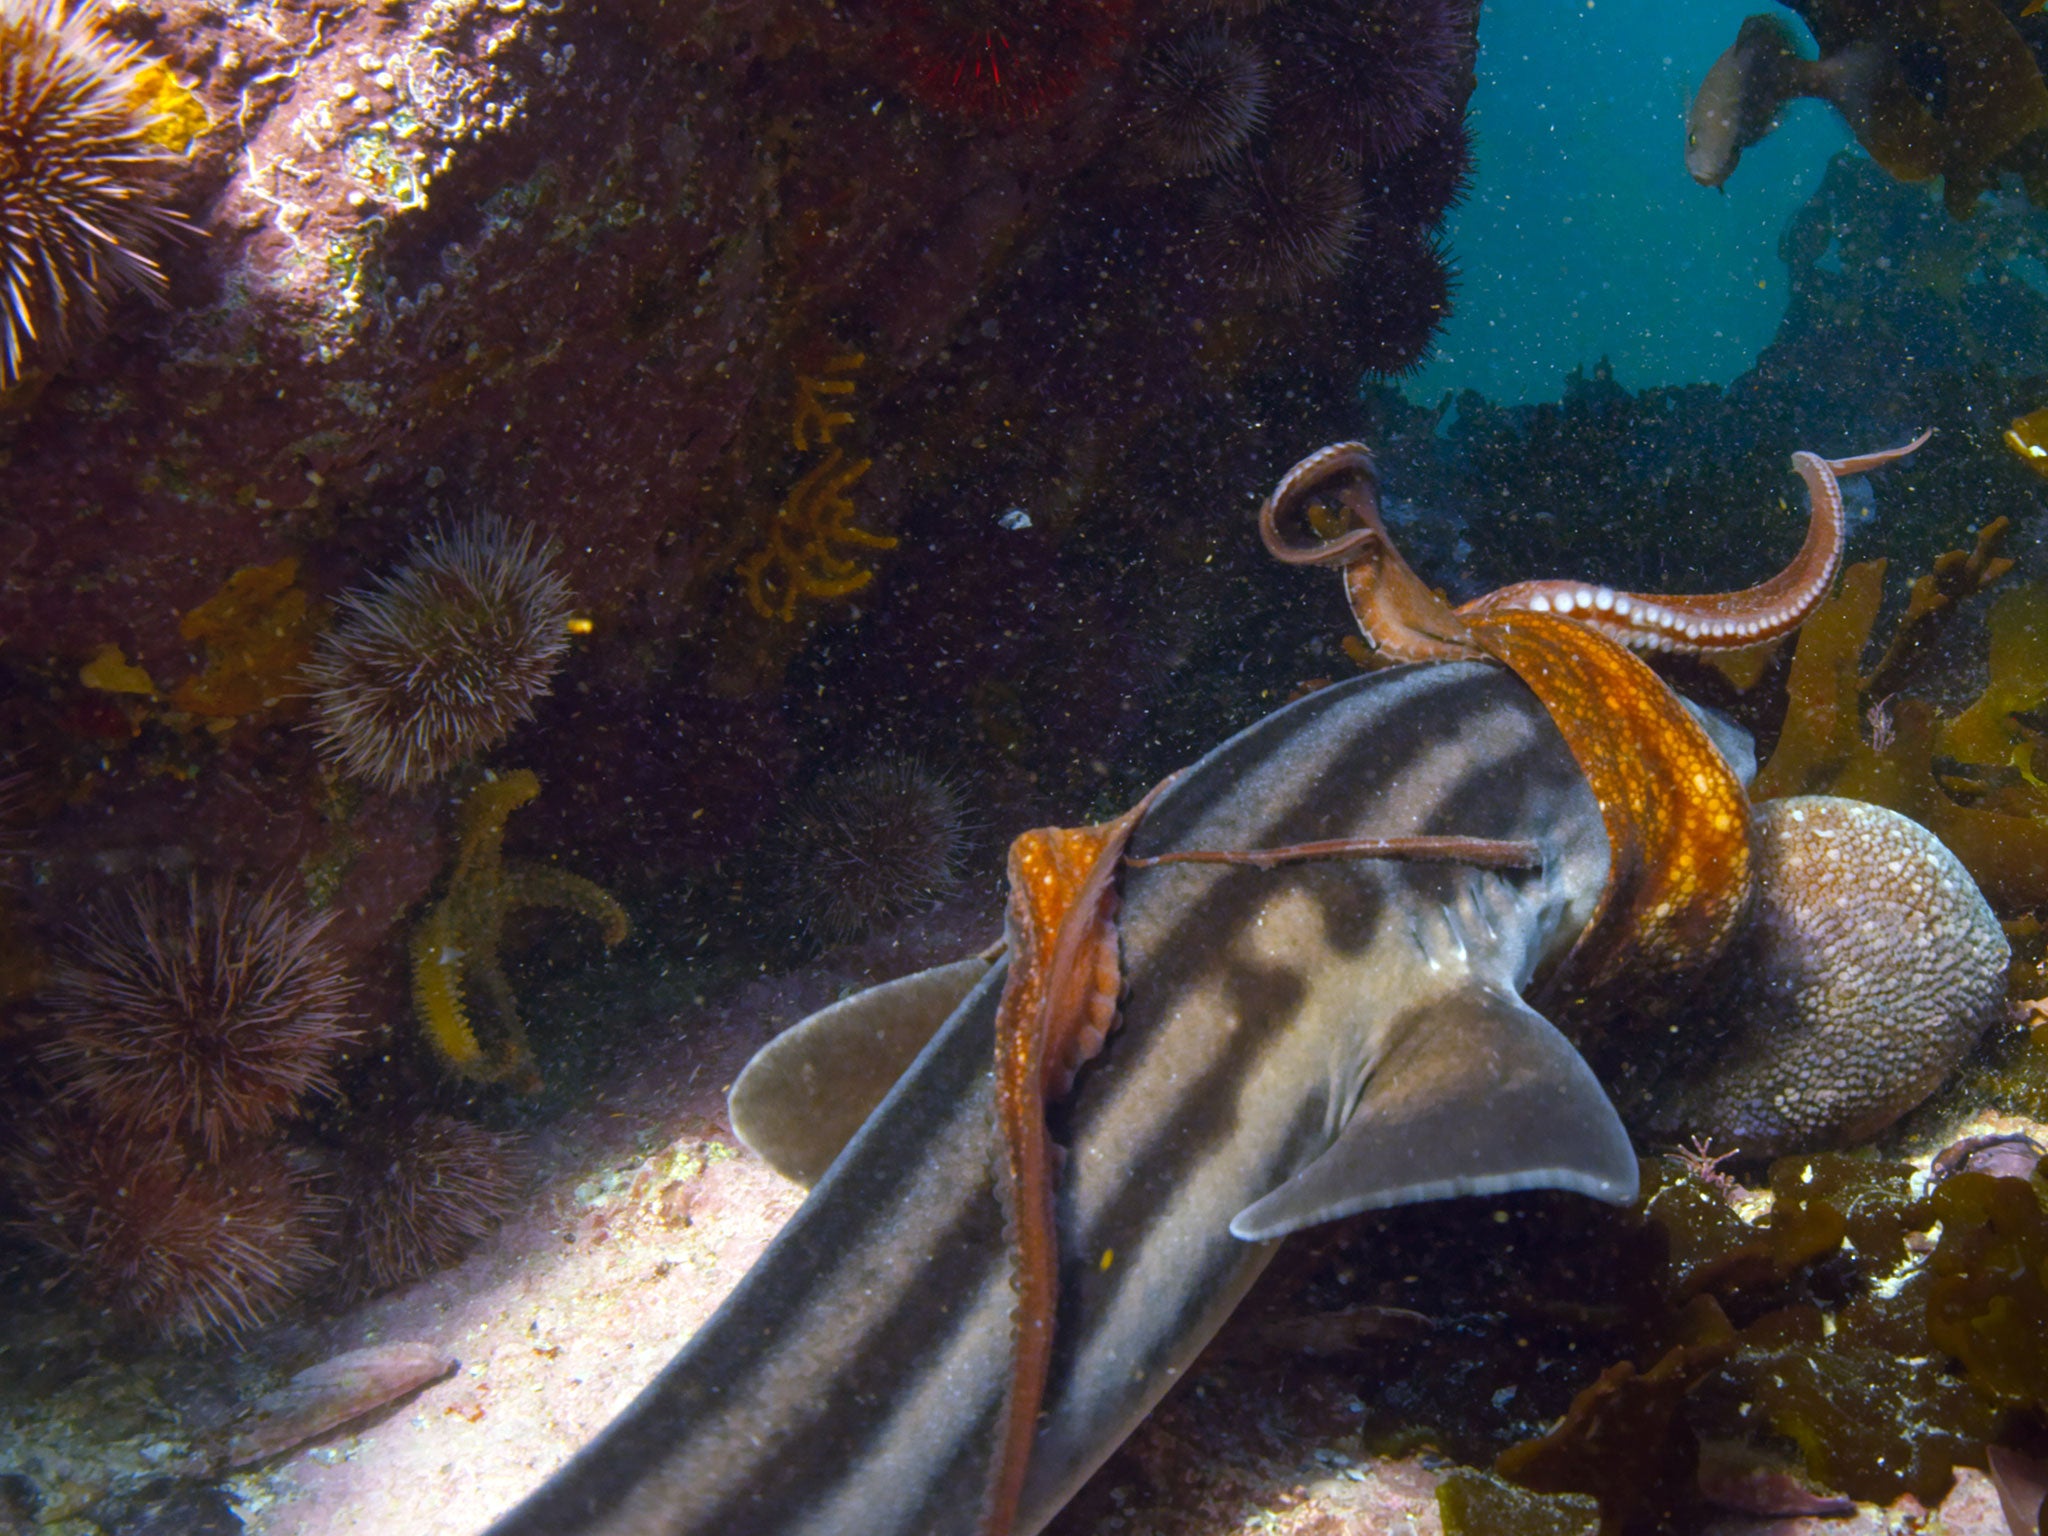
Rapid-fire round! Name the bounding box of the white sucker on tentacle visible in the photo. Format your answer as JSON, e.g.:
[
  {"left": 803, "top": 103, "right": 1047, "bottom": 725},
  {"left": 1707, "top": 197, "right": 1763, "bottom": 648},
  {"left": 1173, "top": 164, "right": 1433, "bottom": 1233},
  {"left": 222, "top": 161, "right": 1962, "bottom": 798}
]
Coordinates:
[{"left": 1258, "top": 430, "right": 1934, "bottom": 663}]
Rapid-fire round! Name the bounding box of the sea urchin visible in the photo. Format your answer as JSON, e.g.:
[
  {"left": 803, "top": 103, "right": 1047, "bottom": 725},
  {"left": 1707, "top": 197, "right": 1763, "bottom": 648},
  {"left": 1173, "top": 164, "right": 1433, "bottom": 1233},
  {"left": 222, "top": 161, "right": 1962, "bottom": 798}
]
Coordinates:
[
  {"left": 876, "top": 0, "right": 1132, "bottom": 122},
  {"left": 38, "top": 875, "right": 357, "bottom": 1157},
  {"left": 1269, "top": 0, "right": 1469, "bottom": 167},
  {"left": 1128, "top": 27, "right": 1269, "bottom": 179},
  {"left": 778, "top": 756, "right": 971, "bottom": 945},
  {"left": 1201, "top": 144, "right": 1363, "bottom": 296},
  {"left": 333, "top": 1112, "right": 526, "bottom": 1299},
  {"left": 305, "top": 516, "right": 576, "bottom": 791},
  {"left": 0, "top": 0, "right": 183, "bottom": 386},
  {"left": 9, "top": 1119, "right": 332, "bottom": 1337},
  {"left": 1342, "top": 223, "right": 1455, "bottom": 375}
]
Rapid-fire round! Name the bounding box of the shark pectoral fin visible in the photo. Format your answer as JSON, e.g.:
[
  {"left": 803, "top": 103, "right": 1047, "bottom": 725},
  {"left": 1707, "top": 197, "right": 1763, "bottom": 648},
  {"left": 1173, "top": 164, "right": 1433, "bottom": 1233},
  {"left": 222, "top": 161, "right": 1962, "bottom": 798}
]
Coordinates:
[
  {"left": 1228, "top": 983, "right": 1638, "bottom": 1242},
  {"left": 729, "top": 954, "right": 996, "bottom": 1186}
]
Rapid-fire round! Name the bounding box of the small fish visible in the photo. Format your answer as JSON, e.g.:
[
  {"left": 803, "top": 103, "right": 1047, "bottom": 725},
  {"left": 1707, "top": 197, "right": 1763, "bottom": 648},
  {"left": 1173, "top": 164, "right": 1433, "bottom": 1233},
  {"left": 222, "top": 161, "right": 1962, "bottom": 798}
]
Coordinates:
[
  {"left": 1686, "top": 15, "right": 1902, "bottom": 189},
  {"left": 1690, "top": 3, "right": 2047, "bottom": 211},
  {"left": 224, "top": 1342, "right": 456, "bottom": 1468}
]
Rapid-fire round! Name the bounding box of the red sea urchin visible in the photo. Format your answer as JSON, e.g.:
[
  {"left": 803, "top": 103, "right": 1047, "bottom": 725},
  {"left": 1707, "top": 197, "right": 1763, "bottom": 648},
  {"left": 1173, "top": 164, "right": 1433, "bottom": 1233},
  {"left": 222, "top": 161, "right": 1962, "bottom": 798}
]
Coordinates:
[
  {"left": 305, "top": 516, "right": 576, "bottom": 792},
  {"left": 0, "top": 0, "right": 183, "bottom": 386},
  {"left": 778, "top": 756, "right": 971, "bottom": 944},
  {"left": 9, "top": 1120, "right": 331, "bottom": 1336},
  {"left": 875, "top": 0, "right": 1132, "bottom": 122},
  {"left": 333, "top": 1113, "right": 525, "bottom": 1299},
  {"left": 39, "top": 876, "right": 357, "bottom": 1157}
]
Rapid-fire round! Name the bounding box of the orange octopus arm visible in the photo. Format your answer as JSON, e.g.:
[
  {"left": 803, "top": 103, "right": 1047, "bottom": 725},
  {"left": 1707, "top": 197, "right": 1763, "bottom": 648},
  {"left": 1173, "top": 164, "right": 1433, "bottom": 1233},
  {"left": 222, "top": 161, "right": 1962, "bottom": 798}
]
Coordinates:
[
  {"left": 982, "top": 793, "right": 1548, "bottom": 1536},
  {"left": 1457, "top": 432, "right": 1934, "bottom": 652},
  {"left": 982, "top": 774, "right": 1177, "bottom": 1536},
  {"left": 1260, "top": 433, "right": 1932, "bottom": 662},
  {"left": 1464, "top": 609, "right": 1754, "bottom": 1002}
]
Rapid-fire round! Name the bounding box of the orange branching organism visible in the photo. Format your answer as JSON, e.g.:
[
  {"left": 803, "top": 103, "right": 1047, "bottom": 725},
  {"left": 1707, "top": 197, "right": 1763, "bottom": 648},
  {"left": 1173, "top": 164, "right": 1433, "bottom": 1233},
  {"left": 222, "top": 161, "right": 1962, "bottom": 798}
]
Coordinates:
[
  {"left": 790, "top": 351, "right": 864, "bottom": 451},
  {"left": 741, "top": 352, "right": 899, "bottom": 623}
]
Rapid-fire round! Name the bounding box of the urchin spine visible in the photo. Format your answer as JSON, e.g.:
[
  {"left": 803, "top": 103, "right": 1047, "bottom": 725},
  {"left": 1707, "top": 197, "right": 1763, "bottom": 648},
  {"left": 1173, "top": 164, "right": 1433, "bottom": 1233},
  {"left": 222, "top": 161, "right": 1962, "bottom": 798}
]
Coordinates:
[
  {"left": 304, "top": 516, "right": 576, "bottom": 791},
  {"left": 0, "top": 0, "right": 184, "bottom": 384}
]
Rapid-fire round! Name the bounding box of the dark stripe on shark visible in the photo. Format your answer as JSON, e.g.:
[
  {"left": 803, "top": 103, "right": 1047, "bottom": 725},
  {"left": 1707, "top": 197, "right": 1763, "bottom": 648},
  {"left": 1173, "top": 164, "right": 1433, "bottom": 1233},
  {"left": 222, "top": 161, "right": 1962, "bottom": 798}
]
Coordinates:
[
  {"left": 484, "top": 661, "right": 1616, "bottom": 1536},
  {"left": 484, "top": 986, "right": 1014, "bottom": 1533},
  {"left": 1062, "top": 666, "right": 1594, "bottom": 1262}
]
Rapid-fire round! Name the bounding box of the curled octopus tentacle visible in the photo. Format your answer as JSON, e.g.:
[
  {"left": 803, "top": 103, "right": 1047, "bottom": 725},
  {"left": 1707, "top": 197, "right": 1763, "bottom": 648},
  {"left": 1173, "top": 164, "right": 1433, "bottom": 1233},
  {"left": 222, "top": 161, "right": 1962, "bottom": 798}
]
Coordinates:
[
  {"left": 1262, "top": 430, "right": 1934, "bottom": 662},
  {"left": 1257, "top": 441, "right": 1387, "bottom": 569}
]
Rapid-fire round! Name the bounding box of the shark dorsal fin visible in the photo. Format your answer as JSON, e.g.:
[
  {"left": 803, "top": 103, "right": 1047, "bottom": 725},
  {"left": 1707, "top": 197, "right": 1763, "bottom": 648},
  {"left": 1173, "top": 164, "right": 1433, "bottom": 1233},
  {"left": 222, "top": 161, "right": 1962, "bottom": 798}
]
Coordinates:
[
  {"left": 1229, "top": 982, "right": 1638, "bottom": 1242},
  {"left": 728, "top": 955, "right": 995, "bottom": 1187}
]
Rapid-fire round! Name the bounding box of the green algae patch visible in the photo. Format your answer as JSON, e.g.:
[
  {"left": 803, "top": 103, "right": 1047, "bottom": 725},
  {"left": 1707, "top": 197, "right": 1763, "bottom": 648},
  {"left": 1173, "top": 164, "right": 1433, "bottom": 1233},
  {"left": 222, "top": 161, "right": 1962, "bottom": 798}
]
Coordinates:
[
  {"left": 1439, "top": 1469, "right": 1601, "bottom": 1536},
  {"left": 1927, "top": 1171, "right": 2048, "bottom": 1408},
  {"left": 1489, "top": 1152, "right": 2013, "bottom": 1521}
]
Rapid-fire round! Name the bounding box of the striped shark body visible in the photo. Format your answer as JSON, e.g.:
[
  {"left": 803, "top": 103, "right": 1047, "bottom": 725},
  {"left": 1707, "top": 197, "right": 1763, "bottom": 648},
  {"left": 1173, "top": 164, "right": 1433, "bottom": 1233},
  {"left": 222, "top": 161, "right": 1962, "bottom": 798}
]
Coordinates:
[{"left": 484, "top": 660, "right": 1752, "bottom": 1536}]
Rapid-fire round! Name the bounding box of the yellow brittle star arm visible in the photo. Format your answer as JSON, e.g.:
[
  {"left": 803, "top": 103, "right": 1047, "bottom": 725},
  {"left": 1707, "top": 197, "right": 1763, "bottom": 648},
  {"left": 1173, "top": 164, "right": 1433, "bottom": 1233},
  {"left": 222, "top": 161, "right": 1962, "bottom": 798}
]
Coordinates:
[
  {"left": 502, "top": 863, "right": 633, "bottom": 946},
  {"left": 410, "top": 907, "right": 485, "bottom": 1073}
]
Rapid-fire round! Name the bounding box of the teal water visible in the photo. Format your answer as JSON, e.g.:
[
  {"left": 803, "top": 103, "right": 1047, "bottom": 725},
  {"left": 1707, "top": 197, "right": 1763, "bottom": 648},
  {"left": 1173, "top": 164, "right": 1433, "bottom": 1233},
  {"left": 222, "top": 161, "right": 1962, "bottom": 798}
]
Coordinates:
[{"left": 1408, "top": 0, "right": 1853, "bottom": 404}]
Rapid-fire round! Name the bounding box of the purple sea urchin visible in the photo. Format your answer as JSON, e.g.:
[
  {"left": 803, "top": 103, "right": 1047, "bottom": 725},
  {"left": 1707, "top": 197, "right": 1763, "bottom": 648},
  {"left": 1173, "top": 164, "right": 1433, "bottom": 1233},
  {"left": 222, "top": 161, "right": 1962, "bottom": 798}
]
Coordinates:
[
  {"left": 778, "top": 756, "right": 971, "bottom": 944},
  {"left": 0, "top": 0, "right": 183, "bottom": 385},
  {"left": 1366, "top": 114, "right": 1474, "bottom": 228},
  {"left": 305, "top": 516, "right": 576, "bottom": 791},
  {"left": 9, "top": 1120, "right": 331, "bottom": 1336},
  {"left": 1201, "top": 145, "right": 1362, "bottom": 296},
  {"left": 1344, "top": 223, "right": 1455, "bottom": 374},
  {"left": 39, "top": 877, "right": 357, "bottom": 1158},
  {"left": 1128, "top": 27, "right": 1269, "bottom": 178},
  {"left": 1270, "top": 0, "right": 1467, "bottom": 167},
  {"left": 334, "top": 1113, "right": 525, "bottom": 1299}
]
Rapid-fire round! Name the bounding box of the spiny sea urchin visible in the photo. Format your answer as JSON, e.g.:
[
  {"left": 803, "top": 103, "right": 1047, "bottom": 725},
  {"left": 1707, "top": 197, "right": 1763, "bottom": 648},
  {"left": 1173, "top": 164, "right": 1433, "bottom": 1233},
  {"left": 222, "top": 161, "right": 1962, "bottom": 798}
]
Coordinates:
[
  {"left": 0, "top": 0, "right": 184, "bottom": 386},
  {"left": 777, "top": 756, "right": 971, "bottom": 945},
  {"left": 1128, "top": 27, "right": 1269, "bottom": 179},
  {"left": 39, "top": 876, "right": 357, "bottom": 1158},
  {"left": 304, "top": 516, "right": 576, "bottom": 792},
  {"left": 1363, "top": 113, "right": 1474, "bottom": 231},
  {"left": 1200, "top": 144, "right": 1363, "bottom": 296},
  {"left": 1268, "top": 0, "right": 1468, "bottom": 167},
  {"left": 1343, "top": 223, "right": 1456, "bottom": 375},
  {"left": 333, "top": 1112, "right": 525, "bottom": 1299},
  {"left": 8, "top": 1119, "right": 332, "bottom": 1336}
]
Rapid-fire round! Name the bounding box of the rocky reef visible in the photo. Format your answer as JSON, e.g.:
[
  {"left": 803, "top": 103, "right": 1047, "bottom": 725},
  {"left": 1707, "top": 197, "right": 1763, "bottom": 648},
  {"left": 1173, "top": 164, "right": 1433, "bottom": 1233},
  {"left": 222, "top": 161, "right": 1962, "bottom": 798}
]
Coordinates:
[
  {"left": 10, "top": 0, "right": 2048, "bottom": 1526},
  {"left": 0, "top": 10, "right": 1492, "bottom": 1531}
]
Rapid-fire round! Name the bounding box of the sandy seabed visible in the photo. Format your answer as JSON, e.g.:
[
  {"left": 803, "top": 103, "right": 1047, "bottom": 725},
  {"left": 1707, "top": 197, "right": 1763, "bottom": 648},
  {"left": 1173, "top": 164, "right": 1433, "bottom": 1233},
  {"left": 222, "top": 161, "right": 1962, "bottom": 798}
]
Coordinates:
[{"left": 1, "top": 886, "right": 2023, "bottom": 1536}]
